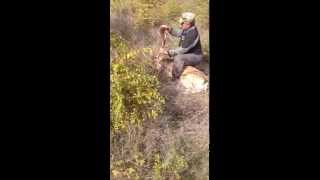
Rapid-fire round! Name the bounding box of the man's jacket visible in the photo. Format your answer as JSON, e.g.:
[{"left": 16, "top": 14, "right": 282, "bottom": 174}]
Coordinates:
[{"left": 168, "top": 26, "right": 203, "bottom": 56}]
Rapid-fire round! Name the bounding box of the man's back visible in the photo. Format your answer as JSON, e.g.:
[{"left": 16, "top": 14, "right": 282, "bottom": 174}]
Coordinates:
[{"left": 179, "top": 26, "right": 202, "bottom": 55}]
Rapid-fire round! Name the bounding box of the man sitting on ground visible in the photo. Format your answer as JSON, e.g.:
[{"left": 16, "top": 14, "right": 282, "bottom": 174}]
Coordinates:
[{"left": 159, "top": 12, "right": 203, "bottom": 81}]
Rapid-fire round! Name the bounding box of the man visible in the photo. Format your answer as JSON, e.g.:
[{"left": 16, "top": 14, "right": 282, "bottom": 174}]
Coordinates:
[{"left": 159, "top": 12, "right": 203, "bottom": 81}]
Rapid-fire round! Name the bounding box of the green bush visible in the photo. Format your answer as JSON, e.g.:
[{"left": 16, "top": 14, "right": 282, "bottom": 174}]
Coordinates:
[{"left": 110, "top": 33, "right": 165, "bottom": 133}]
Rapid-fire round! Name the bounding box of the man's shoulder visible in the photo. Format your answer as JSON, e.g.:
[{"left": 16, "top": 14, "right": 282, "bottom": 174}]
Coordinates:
[
  {"left": 185, "top": 26, "right": 198, "bottom": 36},
  {"left": 187, "top": 26, "right": 197, "bottom": 31}
]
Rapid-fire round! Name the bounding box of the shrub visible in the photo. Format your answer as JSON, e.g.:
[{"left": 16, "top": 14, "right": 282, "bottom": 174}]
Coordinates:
[{"left": 110, "top": 32, "right": 165, "bottom": 133}]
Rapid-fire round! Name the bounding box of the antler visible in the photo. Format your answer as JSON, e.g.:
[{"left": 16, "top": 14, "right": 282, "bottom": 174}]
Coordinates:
[{"left": 156, "top": 27, "right": 168, "bottom": 59}]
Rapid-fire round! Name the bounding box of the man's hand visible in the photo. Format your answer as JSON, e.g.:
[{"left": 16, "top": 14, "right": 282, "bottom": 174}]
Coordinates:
[{"left": 159, "top": 48, "right": 168, "bottom": 55}]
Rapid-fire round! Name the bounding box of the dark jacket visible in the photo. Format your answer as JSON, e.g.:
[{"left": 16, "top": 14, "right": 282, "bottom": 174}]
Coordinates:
[{"left": 168, "top": 26, "right": 203, "bottom": 56}]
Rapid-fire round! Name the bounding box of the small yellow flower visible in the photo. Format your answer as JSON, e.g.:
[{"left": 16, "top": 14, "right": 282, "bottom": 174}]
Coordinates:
[{"left": 127, "top": 167, "right": 135, "bottom": 174}]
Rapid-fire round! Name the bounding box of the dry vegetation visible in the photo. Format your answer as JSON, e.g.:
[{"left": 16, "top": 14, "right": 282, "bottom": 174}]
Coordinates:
[{"left": 110, "top": 0, "right": 209, "bottom": 179}]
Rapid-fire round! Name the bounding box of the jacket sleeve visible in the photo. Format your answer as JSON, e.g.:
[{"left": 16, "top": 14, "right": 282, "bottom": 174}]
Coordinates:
[
  {"left": 168, "top": 28, "right": 200, "bottom": 56},
  {"left": 169, "top": 28, "right": 183, "bottom": 37}
]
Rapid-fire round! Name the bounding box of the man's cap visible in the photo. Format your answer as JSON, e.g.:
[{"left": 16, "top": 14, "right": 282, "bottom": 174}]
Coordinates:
[{"left": 179, "top": 12, "right": 196, "bottom": 24}]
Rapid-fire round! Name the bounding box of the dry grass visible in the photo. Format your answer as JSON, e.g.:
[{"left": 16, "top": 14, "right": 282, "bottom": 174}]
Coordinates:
[{"left": 156, "top": 79, "right": 209, "bottom": 179}]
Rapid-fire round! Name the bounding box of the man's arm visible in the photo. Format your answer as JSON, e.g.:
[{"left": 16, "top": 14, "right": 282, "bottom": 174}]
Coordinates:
[
  {"left": 169, "top": 27, "right": 183, "bottom": 37},
  {"left": 160, "top": 25, "right": 182, "bottom": 37}
]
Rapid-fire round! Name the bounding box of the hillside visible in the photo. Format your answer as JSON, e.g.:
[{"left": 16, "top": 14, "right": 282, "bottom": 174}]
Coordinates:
[{"left": 110, "top": 0, "right": 209, "bottom": 179}]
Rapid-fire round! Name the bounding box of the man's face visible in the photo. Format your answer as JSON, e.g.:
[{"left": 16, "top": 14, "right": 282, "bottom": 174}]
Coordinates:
[{"left": 180, "top": 22, "right": 191, "bottom": 30}]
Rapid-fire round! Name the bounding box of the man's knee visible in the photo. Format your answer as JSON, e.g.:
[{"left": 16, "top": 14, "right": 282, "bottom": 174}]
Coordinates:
[
  {"left": 173, "top": 55, "right": 184, "bottom": 66},
  {"left": 174, "top": 54, "right": 184, "bottom": 62},
  {"left": 174, "top": 54, "right": 202, "bottom": 64}
]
